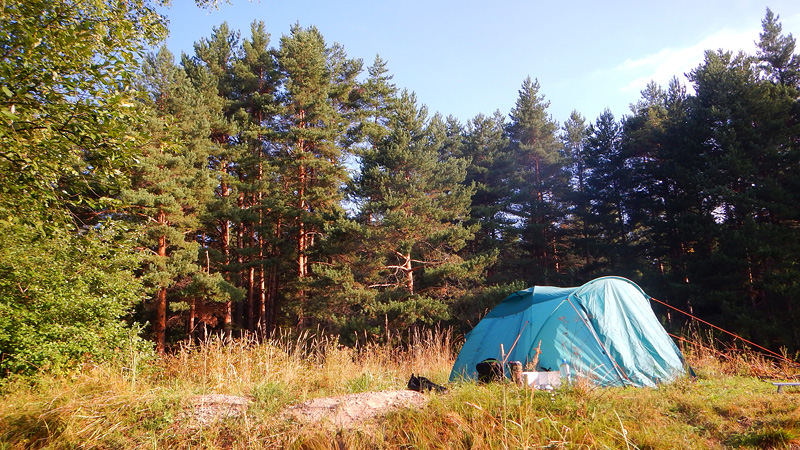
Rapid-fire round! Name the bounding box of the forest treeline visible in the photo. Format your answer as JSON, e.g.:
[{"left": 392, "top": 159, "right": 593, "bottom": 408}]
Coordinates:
[{"left": 1, "top": 1, "right": 799, "bottom": 375}]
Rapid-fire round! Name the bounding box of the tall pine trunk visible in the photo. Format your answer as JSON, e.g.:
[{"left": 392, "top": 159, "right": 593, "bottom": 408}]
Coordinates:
[
  {"left": 220, "top": 160, "right": 232, "bottom": 339},
  {"left": 296, "top": 111, "right": 308, "bottom": 328},
  {"left": 155, "top": 215, "right": 167, "bottom": 354}
]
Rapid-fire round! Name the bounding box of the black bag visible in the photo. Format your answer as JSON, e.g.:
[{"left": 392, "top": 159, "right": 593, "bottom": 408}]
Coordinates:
[
  {"left": 407, "top": 373, "right": 447, "bottom": 393},
  {"left": 476, "top": 358, "right": 504, "bottom": 383}
]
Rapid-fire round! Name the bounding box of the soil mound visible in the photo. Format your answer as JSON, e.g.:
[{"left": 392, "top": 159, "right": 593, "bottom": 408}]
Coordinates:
[{"left": 285, "top": 389, "right": 429, "bottom": 429}]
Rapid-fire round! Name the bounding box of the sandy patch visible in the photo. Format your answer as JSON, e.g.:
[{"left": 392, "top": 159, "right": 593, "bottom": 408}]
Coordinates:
[
  {"left": 285, "top": 389, "right": 430, "bottom": 429},
  {"left": 181, "top": 390, "right": 431, "bottom": 430}
]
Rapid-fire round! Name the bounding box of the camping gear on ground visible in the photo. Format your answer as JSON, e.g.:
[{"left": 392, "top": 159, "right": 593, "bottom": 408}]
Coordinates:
[
  {"left": 475, "top": 358, "right": 504, "bottom": 383},
  {"left": 407, "top": 374, "right": 447, "bottom": 393},
  {"left": 521, "top": 371, "right": 562, "bottom": 390},
  {"left": 559, "top": 359, "right": 572, "bottom": 385},
  {"left": 450, "top": 276, "right": 686, "bottom": 387},
  {"left": 772, "top": 381, "right": 800, "bottom": 393},
  {"left": 508, "top": 361, "right": 523, "bottom": 385}
]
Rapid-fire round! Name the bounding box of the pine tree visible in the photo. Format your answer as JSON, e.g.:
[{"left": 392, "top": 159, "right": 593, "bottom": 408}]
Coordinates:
[
  {"left": 361, "top": 55, "right": 398, "bottom": 129},
  {"left": 228, "top": 21, "right": 284, "bottom": 333},
  {"left": 306, "top": 55, "right": 399, "bottom": 338},
  {"left": 621, "top": 79, "right": 696, "bottom": 295},
  {"left": 275, "top": 24, "right": 361, "bottom": 327},
  {"left": 505, "top": 77, "right": 565, "bottom": 283},
  {"left": 620, "top": 81, "right": 671, "bottom": 275},
  {"left": 582, "top": 109, "right": 627, "bottom": 271},
  {"left": 350, "top": 91, "right": 478, "bottom": 334},
  {"left": 560, "top": 110, "right": 591, "bottom": 272},
  {"left": 124, "top": 48, "right": 240, "bottom": 353},
  {"left": 681, "top": 45, "right": 800, "bottom": 345},
  {"left": 459, "top": 111, "right": 512, "bottom": 280},
  {"left": 347, "top": 55, "right": 399, "bottom": 212},
  {"left": 182, "top": 23, "right": 245, "bottom": 336},
  {"left": 756, "top": 8, "right": 800, "bottom": 88},
  {"left": 345, "top": 55, "right": 398, "bottom": 151}
]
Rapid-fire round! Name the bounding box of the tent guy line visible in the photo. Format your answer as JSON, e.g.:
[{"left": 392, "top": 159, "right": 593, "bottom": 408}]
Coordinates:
[{"left": 649, "top": 296, "right": 798, "bottom": 366}]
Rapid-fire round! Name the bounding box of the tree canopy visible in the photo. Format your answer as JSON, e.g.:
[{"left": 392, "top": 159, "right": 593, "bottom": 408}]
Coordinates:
[{"left": 2, "top": 4, "right": 800, "bottom": 374}]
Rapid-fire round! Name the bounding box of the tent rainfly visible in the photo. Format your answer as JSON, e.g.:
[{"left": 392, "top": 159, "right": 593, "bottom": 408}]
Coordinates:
[{"left": 450, "top": 276, "right": 686, "bottom": 387}]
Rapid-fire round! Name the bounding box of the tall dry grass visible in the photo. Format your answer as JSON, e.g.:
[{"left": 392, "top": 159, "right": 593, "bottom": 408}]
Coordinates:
[
  {"left": 1, "top": 327, "right": 799, "bottom": 449},
  {"left": 158, "top": 326, "right": 455, "bottom": 397},
  {"left": 677, "top": 328, "right": 800, "bottom": 380},
  {"left": 0, "top": 327, "right": 457, "bottom": 449}
]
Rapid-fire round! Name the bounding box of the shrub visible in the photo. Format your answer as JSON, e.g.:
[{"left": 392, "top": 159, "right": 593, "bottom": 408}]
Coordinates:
[{"left": 0, "top": 224, "right": 149, "bottom": 376}]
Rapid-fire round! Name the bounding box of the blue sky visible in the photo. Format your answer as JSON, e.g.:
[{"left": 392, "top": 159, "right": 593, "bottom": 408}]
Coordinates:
[{"left": 157, "top": 1, "right": 800, "bottom": 126}]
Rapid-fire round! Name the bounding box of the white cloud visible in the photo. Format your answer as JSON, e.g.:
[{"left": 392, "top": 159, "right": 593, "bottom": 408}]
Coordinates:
[{"left": 615, "top": 26, "right": 761, "bottom": 94}]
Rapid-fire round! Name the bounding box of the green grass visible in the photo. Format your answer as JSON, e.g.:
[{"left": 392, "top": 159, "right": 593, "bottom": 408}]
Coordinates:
[{"left": 1, "top": 329, "right": 799, "bottom": 449}]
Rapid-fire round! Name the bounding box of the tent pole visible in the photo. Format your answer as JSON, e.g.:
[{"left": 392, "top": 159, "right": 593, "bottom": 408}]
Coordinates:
[
  {"left": 566, "top": 297, "right": 632, "bottom": 385},
  {"left": 504, "top": 321, "right": 529, "bottom": 363}
]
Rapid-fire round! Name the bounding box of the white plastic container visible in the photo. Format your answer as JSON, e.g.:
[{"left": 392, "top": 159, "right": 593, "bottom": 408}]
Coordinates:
[
  {"left": 522, "top": 371, "right": 562, "bottom": 389},
  {"left": 559, "top": 359, "right": 572, "bottom": 385}
]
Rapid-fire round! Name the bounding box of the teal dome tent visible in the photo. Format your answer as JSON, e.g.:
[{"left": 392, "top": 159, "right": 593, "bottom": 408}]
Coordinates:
[{"left": 450, "top": 276, "right": 686, "bottom": 387}]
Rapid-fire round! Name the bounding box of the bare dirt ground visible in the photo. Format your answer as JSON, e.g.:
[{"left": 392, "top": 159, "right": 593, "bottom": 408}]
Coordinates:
[
  {"left": 284, "top": 390, "right": 429, "bottom": 429},
  {"left": 184, "top": 390, "right": 429, "bottom": 430}
]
